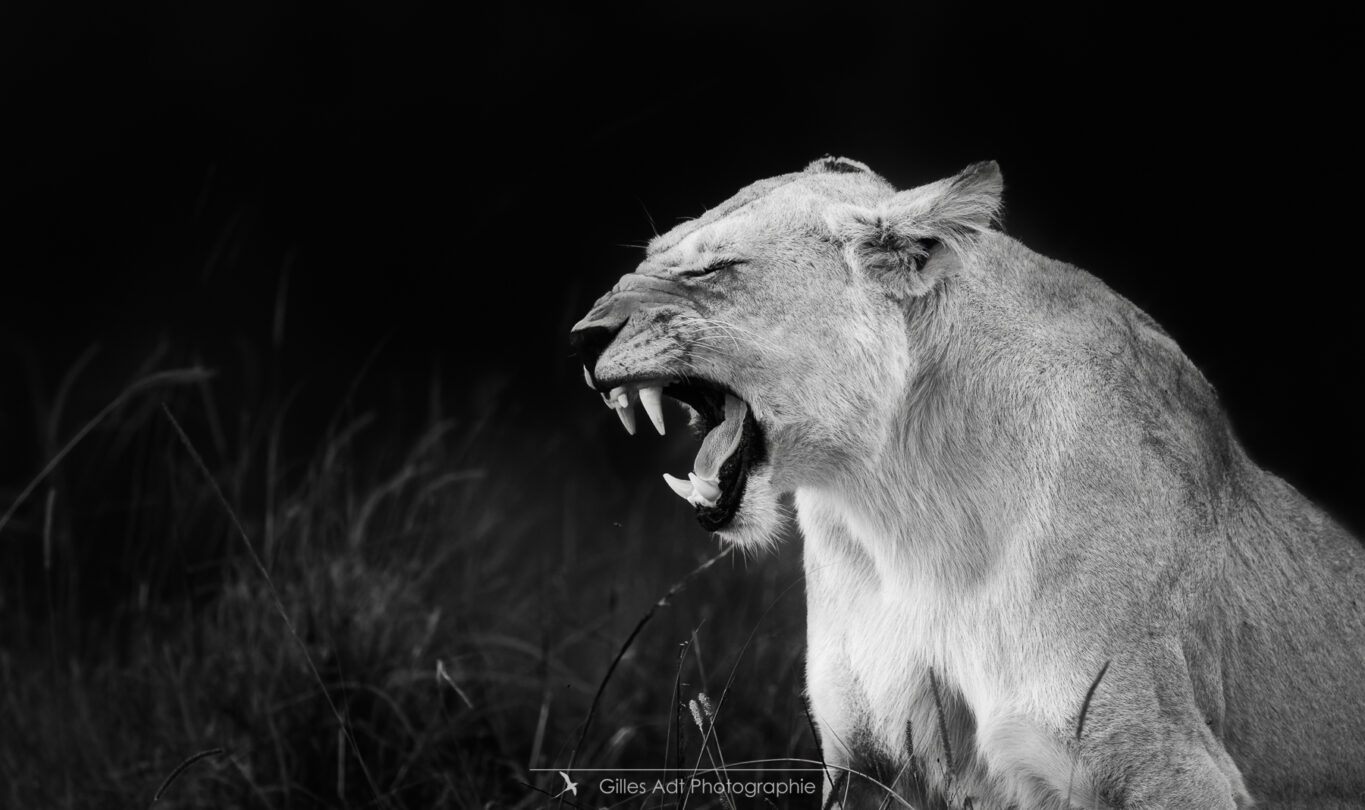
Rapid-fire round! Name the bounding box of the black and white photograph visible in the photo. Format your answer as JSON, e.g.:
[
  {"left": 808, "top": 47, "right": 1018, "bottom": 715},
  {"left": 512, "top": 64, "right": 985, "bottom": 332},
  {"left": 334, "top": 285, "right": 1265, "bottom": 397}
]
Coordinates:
[{"left": 2, "top": 4, "right": 1363, "bottom": 808}]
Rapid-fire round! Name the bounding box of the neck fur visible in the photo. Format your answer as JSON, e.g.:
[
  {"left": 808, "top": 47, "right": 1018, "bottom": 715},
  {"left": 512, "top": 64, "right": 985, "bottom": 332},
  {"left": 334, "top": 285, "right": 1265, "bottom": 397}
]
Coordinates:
[{"left": 808, "top": 272, "right": 1064, "bottom": 591}]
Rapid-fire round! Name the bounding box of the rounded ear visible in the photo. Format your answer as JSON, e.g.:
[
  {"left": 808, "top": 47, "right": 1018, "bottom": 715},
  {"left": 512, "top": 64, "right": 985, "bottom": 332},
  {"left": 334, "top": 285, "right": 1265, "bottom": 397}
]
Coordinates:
[
  {"left": 825, "top": 161, "right": 1004, "bottom": 300},
  {"left": 825, "top": 203, "right": 945, "bottom": 298}
]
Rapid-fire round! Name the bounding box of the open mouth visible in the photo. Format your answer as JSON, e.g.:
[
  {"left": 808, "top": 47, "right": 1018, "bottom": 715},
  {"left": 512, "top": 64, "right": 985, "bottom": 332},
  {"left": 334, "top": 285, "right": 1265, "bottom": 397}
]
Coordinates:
[{"left": 593, "top": 375, "right": 765, "bottom": 532}]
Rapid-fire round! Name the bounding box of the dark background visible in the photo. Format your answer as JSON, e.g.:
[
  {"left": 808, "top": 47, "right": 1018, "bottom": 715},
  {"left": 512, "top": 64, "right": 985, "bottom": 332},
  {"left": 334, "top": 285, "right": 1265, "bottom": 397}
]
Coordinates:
[{"left": 3, "top": 3, "right": 1363, "bottom": 525}]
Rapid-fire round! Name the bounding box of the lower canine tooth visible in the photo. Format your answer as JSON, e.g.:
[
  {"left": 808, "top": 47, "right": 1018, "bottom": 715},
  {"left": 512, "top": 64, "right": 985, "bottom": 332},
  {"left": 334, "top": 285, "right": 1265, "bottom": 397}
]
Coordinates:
[
  {"left": 616, "top": 405, "right": 637, "bottom": 435},
  {"left": 582, "top": 367, "right": 593, "bottom": 389},
  {"left": 688, "top": 473, "right": 720, "bottom": 504},
  {"left": 663, "top": 473, "right": 693, "bottom": 501}
]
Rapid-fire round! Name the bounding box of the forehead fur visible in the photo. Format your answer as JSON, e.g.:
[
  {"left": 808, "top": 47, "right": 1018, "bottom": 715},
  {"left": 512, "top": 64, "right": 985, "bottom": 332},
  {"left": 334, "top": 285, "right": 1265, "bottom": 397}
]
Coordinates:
[{"left": 645, "top": 159, "right": 895, "bottom": 257}]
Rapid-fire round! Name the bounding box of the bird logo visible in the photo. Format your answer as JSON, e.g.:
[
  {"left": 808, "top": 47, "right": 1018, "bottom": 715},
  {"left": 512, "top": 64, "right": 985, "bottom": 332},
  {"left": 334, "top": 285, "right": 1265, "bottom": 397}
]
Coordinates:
[{"left": 554, "top": 771, "right": 579, "bottom": 798}]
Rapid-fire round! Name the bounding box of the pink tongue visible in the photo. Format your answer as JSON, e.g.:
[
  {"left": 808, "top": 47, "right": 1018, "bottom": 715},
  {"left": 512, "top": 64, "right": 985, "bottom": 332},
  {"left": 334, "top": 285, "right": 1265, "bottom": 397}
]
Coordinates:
[{"left": 692, "top": 395, "right": 748, "bottom": 481}]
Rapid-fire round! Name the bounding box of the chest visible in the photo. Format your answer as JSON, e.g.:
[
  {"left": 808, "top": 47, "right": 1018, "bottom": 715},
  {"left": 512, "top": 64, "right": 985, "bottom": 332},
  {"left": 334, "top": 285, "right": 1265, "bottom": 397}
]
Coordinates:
[
  {"left": 798, "top": 495, "right": 1069, "bottom": 757},
  {"left": 812, "top": 562, "right": 1011, "bottom": 732}
]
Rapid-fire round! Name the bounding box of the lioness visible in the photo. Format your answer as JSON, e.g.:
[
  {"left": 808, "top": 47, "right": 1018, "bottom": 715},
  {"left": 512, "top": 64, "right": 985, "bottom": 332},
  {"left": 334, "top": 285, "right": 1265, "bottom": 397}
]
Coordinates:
[{"left": 569, "top": 158, "right": 1365, "bottom": 808}]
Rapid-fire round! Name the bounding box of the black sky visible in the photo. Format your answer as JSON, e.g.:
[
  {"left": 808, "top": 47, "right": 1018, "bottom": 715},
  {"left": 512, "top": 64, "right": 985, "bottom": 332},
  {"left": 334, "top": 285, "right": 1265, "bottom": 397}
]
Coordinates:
[{"left": 3, "top": 3, "right": 1363, "bottom": 529}]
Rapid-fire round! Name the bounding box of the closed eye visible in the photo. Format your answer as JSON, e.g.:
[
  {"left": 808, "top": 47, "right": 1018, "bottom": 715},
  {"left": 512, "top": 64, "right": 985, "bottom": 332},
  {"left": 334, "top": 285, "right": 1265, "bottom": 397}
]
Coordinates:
[{"left": 681, "top": 259, "right": 743, "bottom": 278}]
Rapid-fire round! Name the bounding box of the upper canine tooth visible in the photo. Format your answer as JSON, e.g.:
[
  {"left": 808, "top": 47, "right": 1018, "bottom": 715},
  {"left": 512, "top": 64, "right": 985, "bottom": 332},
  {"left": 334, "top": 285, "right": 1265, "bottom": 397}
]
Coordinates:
[
  {"left": 688, "top": 473, "right": 720, "bottom": 504},
  {"left": 616, "top": 404, "right": 637, "bottom": 435},
  {"left": 662, "top": 473, "right": 693, "bottom": 501},
  {"left": 639, "top": 386, "right": 666, "bottom": 435}
]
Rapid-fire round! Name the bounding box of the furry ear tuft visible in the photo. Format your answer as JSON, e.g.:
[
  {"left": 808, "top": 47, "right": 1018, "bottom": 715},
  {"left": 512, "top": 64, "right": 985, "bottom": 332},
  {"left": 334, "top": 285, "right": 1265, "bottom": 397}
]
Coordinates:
[
  {"left": 825, "top": 205, "right": 944, "bottom": 298},
  {"left": 825, "top": 161, "right": 1004, "bottom": 299}
]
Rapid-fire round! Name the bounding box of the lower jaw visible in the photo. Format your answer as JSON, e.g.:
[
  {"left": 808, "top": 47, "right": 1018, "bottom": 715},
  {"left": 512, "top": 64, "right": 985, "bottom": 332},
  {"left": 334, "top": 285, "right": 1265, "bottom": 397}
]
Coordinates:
[{"left": 702, "top": 467, "right": 785, "bottom": 550}]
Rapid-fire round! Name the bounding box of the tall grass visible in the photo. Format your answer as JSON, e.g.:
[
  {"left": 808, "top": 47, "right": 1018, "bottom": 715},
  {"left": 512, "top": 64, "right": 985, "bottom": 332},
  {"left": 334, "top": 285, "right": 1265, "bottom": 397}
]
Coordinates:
[{"left": 0, "top": 346, "right": 815, "bottom": 808}]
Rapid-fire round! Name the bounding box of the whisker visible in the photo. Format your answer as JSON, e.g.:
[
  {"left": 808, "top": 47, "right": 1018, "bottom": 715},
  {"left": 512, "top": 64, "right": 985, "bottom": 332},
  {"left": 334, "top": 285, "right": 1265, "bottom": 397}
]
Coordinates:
[{"left": 678, "top": 316, "right": 785, "bottom": 355}]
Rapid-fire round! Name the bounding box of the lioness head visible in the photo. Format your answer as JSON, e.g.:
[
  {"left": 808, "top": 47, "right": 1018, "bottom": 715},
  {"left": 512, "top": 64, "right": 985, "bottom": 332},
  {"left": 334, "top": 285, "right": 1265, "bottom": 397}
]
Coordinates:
[{"left": 570, "top": 157, "right": 1002, "bottom": 547}]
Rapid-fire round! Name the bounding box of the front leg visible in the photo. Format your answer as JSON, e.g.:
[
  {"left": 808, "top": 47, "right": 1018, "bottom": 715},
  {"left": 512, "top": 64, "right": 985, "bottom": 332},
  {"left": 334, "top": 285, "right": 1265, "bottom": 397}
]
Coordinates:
[
  {"left": 807, "top": 635, "right": 995, "bottom": 809},
  {"left": 966, "top": 642, "right": 1251, "bottom": 810},
  {"left": 1053, "top": 643, "right": 1251, "bottom": 810},
  {"left": 805, "top": 639, "right": 902, "bottom": 809}
]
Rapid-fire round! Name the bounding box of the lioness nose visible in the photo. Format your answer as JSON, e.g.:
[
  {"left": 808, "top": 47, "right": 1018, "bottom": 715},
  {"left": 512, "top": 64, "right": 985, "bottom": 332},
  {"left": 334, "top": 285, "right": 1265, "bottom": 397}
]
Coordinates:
[
  {"left": 569, "top": 311, "right": 626, "bottom": 383},
  {"left": 571, "top": 272, "right": 678, "bottom": 382}
]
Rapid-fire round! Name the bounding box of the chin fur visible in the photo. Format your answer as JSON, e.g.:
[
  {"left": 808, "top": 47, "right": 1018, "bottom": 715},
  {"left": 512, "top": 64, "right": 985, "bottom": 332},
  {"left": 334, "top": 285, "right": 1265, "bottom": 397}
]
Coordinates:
[{"left": 710, "top": 465, "right": 786, "bottom": 551}]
